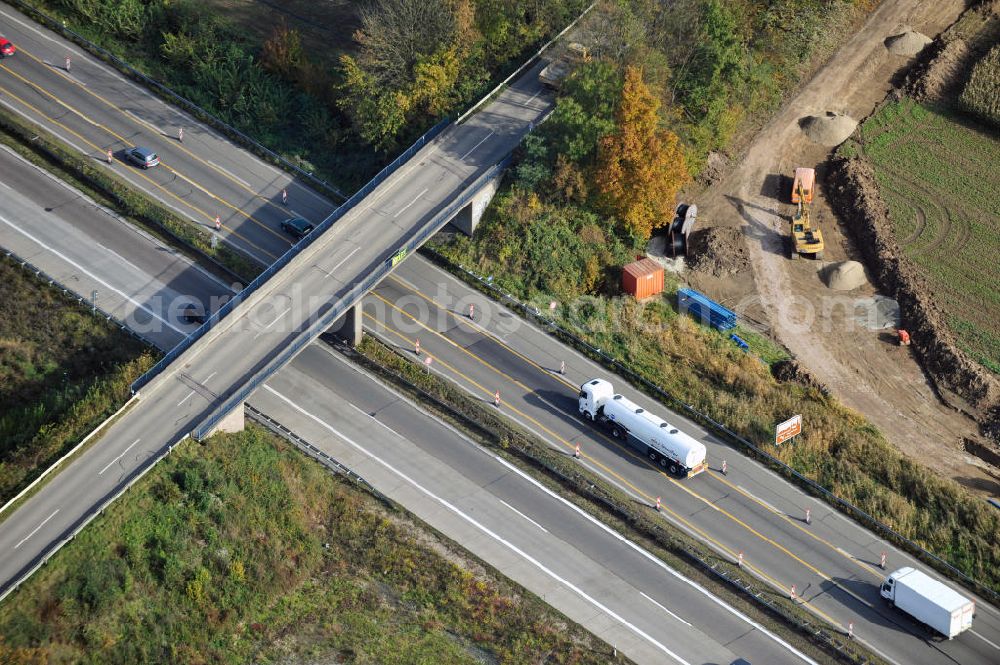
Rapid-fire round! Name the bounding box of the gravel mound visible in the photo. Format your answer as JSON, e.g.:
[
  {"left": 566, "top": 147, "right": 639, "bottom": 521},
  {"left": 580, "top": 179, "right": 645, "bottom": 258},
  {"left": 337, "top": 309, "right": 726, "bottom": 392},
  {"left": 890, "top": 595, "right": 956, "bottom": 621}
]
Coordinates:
[
  {"left": 885, "top": 30, "right": 932, "bottom": 57},
  {"left": 686, "top": 227, "right": 750, "bottom": 277},
  {"left": 823, "top": 260, "right": 868, "bottom": 291},
  {"left": 800, "top": 112, "right": 858, "bottom": 147}
]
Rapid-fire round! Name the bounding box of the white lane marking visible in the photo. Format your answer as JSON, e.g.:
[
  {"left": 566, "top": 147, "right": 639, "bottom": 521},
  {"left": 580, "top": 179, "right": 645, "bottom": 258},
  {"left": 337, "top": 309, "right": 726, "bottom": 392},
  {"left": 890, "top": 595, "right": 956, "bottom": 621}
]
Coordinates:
[
  {"left": 1, "top": 10, "right": 80, "bottom": 54},
  {"left": 359, "top": 143, "right": 441, "bottom": 214},
  {"left": 329, "top": 246, "right": 361, "bottom": 274},
  {"left": 736, "top": 484, "right": 781, "bottom": 515},
  {"left": 498, "top": 499, "right": 549, "bottom": 533},
  {"left": 264, "top": 385, "right": 691, "bottom": 665},
  {"left": 640, "top": 591, "right": 692, "bottom": 627},
  {"left": 206, "top": 159, "right": 252, "bottom": 189},
  {"left": 14, "top": 509, "right": 59, "bottom": 549},
  {"left": 0, "top": 180, "right": 9, "bottom": 190},
  {"left": 176, "top": 371, "right": 217, "bottom": 406},
  {"left": 0, "top": 214, "right": 185, "bottom": 333},
  {"left": 0, "top": 100, "right": 88, "bottom": 154},
  {"left": 524, "top": 89, "right": 542, "bottom": 107},
  {"left": 460, "top": 130, "right": 495, "bottom": 161},
  {"left": 392, "top": 187, "right": 429, "bottom": 219},
  {"left": 253, "top": 306, "right": 291, "bottom": 339},
  {"left": 491, "top": 456, "right": 821, "bottom": 665},
  {"left": 971, "top": 630, "right": 1000, "bottom": 651},
  {"left": 264, "top": 307, "right": 290, "bottom": 329},
  {"left": 97, "top": 438, "right": 141, "bottom": 475},
  {"left": 122, "top": 110, "right": 157, "bottom": 131}
]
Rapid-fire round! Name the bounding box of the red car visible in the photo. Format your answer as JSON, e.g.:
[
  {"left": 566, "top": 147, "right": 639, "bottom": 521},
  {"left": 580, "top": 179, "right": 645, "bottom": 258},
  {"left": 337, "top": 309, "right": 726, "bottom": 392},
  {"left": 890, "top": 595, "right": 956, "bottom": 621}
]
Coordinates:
[{"left": 0, "top": 38, "right": 15, "bottom": 58}]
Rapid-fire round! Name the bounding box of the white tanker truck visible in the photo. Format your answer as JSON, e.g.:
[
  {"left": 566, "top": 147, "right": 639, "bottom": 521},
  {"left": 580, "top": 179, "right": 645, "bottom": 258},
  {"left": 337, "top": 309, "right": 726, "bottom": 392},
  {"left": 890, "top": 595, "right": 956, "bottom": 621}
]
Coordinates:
[{"left": 578, "top": 379, "right": 707, "bottom": 477}]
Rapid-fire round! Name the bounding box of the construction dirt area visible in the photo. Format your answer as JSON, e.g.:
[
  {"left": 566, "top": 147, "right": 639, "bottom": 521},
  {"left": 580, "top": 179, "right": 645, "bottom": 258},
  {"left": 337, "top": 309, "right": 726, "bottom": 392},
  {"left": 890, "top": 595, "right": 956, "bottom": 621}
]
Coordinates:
[{"left": 687, "top": 0, "right": 999, "bottom": 495}]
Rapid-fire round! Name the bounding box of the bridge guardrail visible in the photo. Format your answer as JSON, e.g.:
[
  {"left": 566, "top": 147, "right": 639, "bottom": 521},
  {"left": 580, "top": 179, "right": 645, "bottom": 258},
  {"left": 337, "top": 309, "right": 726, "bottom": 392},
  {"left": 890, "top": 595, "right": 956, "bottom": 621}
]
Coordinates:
[
  {"left": 130, "top": 118, "right": 451, "bottom": 393},
  {"left": 192, "top": 156, "right": 512, "bottom": 440}
]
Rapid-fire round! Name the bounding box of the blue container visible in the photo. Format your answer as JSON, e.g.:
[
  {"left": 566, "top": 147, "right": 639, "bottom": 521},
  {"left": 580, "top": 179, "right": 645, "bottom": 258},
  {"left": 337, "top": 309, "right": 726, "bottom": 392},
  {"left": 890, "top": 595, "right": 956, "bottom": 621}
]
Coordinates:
[{"left": 677, "top": 288, "right": 737, "bottom": 331}]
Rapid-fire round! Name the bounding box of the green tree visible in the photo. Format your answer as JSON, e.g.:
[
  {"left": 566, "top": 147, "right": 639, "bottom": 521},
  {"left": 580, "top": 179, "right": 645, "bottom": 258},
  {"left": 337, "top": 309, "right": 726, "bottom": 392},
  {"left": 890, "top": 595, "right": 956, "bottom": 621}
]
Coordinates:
[{"left": 595, "top": 66, "right": 689, "bottom": 241}]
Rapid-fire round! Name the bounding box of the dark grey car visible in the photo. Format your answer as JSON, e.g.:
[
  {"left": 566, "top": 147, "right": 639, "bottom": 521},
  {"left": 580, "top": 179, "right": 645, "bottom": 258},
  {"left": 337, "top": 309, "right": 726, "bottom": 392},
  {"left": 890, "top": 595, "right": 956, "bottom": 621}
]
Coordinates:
[{"left": 280, "top": 216, "right": 314, "bottom": 239}]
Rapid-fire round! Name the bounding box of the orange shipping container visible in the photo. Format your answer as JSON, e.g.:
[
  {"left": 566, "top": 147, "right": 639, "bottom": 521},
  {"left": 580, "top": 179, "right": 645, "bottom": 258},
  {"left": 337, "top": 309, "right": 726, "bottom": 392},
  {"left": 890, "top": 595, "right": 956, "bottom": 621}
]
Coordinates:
[{"left": 622, "top": 258, "right": 664, "bottom": 299}]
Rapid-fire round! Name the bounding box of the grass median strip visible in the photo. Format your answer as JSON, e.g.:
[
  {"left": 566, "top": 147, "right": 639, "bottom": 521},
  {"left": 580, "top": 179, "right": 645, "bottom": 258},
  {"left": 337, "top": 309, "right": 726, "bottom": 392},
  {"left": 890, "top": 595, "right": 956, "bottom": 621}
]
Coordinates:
[
  {"left": 0, "top": 106, "right": 261, "bottom": 283},
  {"left": 347, "top": 333, "right": 887, "bottom": 665}
]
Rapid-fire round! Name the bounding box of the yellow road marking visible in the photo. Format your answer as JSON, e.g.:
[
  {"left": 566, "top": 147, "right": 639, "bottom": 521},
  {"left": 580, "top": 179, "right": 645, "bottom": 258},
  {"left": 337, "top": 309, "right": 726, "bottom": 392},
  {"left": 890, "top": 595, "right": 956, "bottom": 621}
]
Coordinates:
[
  {"left": 1, "top": 57, "right": 289, "bottom": 247},
  {"left": 386, "top": 275, "right": 891, "bottom": 582},
  {"left": 385, "top": 274, "right": 579, "bottom": 391},
  {"left": 0, "top": 77, "right": 278, "bottom": 261},
  {"left": 369, "top": 283, "right": 884, "bottom": 627},
  {"left": 364, "top": 311, "right": 853, "bottom": 627},
  {"left": 707, "top": 471, "right": 885, "bottom": 581}
]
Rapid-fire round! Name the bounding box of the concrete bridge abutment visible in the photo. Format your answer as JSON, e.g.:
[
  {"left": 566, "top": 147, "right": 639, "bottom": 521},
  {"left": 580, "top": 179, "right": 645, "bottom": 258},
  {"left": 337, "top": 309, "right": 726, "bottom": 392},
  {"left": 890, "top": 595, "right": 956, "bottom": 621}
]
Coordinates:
[{"left": 449, "top": 171, "right": 502, "bottom": 236}]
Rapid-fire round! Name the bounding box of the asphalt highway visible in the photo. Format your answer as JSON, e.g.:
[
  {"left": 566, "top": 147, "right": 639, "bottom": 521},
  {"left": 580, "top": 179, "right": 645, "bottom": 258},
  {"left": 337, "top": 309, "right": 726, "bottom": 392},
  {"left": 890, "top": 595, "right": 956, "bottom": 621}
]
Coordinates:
[
  {"left": 0, "top": 2, "right": 337, "bottom": 264},
  {"left": 0, "top": 148, "right": 818, "bottom": 665},
  {"left": 1, "top": 5, "right": 997, "bottom": 664},
  {"left": 363, "top": 262, "right": 1000, "bottom": 665},
  {"left": 0, "top": 145, "right": 233, "bottom": 349}
]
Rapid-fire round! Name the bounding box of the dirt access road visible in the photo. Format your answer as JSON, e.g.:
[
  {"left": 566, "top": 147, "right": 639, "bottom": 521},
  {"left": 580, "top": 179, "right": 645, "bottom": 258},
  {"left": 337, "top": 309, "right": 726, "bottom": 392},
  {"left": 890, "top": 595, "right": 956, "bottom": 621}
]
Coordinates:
[{"left": 691, "top": 0, "right": 998, "bottom": 494}]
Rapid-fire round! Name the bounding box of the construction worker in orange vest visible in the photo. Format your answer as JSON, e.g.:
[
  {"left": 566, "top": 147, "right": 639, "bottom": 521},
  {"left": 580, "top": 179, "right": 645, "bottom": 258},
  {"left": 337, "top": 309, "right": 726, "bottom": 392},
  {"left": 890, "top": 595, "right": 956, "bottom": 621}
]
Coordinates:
[{"left": 897, "top": 329, "right": 911, "bottom": 346}]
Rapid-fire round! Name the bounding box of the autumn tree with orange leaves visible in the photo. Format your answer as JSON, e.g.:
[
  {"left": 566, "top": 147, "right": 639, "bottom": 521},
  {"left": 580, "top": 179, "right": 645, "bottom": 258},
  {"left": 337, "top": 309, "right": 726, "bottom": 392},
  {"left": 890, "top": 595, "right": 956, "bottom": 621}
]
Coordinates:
[{"left": 595, "top": 66, "right": 689, "bottom": 241}]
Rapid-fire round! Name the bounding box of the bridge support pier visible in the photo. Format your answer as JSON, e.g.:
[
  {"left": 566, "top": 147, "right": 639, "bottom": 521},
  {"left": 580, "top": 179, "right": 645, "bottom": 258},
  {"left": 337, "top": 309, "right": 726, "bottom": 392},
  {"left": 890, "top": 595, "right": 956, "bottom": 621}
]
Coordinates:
[
  {"left": 449, "top": 171, "right": 502, "bottom": 236},
  {"left": 329, "top": 303, "right": 363, "bottom": 346},
  {"left": 204, "top": 402, "right": 245, "bottom": 437}
]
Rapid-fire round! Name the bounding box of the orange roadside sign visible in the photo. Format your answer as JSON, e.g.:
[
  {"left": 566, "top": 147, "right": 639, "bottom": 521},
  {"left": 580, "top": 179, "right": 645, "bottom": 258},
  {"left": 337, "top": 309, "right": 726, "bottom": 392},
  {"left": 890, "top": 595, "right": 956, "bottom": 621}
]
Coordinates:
[{"left": 776, "top": 414, "right": 802, "bottom": 445}]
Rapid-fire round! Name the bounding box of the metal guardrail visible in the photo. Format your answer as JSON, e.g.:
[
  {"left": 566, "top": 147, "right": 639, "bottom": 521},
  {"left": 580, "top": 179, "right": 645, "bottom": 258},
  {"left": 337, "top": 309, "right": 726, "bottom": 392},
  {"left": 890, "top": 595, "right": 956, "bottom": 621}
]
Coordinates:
[
  {"left": 420, "top": 249, "right": 1000, "bottom": 605},
  {"left": 191, "top": 156, "right": 512, "bottom": 440},
  {"left": 2, "top": 250, "right": 157, "bottom": 350},
  {"left": 244, "top": 404, "right": 391, "bottom": 506},
  {"left": 129, "top": 117, "right": 451, "bottom": 393},
  {"left": 0, "top": 432, "right": 189, "bottom": 603},
  {"left": 360, "top": 339, "right": 873, "bottom": 662},
  {"left": 8, "top": 0, "right": 348, "bottom": 202}
]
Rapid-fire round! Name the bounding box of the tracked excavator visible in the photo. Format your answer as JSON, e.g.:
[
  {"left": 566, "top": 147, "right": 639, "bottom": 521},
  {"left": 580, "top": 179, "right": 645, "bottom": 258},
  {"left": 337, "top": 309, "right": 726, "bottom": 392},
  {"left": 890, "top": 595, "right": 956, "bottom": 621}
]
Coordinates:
[{"left": 788, "top": 167, "right": 824, "bottom": 260}]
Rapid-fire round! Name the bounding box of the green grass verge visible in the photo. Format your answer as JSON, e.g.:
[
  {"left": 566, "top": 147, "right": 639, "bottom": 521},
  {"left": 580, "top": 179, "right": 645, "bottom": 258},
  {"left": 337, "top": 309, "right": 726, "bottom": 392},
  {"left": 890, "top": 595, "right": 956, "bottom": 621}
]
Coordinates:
[
  {"left": 0, "top": 424, "right": 623, "bottom": 665},
  {"left": 0, "top": 106, "right": 261, "bottom": 284},
  {"left": 853, "top": 97, "right": 1000, "bottom": 374},
  {"left": 0, "top": 255, "right": 156, "bottom": 505},
  {"left": 349, "top": 335, "right": 884, "bottom": 665},
  {"left": 424, "top": 247, "right": 1000, "bottom": 596}
]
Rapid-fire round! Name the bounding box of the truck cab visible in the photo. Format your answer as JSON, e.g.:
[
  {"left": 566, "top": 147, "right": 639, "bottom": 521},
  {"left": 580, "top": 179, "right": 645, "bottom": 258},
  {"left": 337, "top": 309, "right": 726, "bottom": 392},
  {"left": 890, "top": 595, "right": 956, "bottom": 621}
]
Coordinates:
[
  {"left": 579, "top": 379, "right": 614, "bottom": 420},
  {"left": 880, "top": 573, "right": 897, "bottom": 601}
]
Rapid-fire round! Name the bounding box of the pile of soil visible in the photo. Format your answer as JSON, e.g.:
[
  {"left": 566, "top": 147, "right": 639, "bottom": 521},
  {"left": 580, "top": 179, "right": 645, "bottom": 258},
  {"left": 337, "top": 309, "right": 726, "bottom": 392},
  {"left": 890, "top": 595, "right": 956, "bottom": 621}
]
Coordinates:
[
  {"left": 827, "top": 155, "right": 1000, "bottom": 425},
  {"left": 685, "top": 227, "right": 751, "bottom": 277},
  {"left": 698, "top": 151, "right": 729, "bottom": 185},
  {"left": 772, "top": 359, "right": 829, "bottom": 396},
  {"left": 823, "top": 260, "right": 869, "bottom": 290},
  {"left": 903, "top": 1, "right": 1000, "bottom": 103},
  {"left": 885, "top": 30, "right": 932, "bottom": 57},
  {"left": 800, "top": 112, "right": 858, "bottom": 146},
  {"left": 905, "top": 37, "right": 972, "bottom": 102}
]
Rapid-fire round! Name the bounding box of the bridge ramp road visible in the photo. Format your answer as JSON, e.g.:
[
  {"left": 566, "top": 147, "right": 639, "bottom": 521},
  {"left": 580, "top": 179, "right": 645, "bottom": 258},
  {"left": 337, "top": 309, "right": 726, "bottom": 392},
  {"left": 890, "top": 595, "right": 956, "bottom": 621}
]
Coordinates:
[
  {"left": 0, "top": 54, "right": 553, "bottom": 602},
  {"left": 0, "top": 149, "right": 815, "bottom": 665}
]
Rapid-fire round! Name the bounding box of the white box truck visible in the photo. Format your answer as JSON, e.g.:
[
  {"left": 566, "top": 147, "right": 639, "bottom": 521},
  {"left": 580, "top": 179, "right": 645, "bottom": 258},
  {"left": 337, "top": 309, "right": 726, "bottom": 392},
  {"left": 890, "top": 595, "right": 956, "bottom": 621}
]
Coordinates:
[
  {"left": 880, "top": 567, "right": 975, "bottom": 639},
  {"left": 578, "top": 379, "right": 707, "bottom": 477}
]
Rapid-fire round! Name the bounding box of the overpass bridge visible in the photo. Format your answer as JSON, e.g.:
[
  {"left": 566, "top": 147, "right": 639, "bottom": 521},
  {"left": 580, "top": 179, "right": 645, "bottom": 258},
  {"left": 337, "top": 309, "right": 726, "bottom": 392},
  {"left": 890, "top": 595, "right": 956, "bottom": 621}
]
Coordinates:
[{"left": 0, "top": 63, "right": 552, "bottom": 597}]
